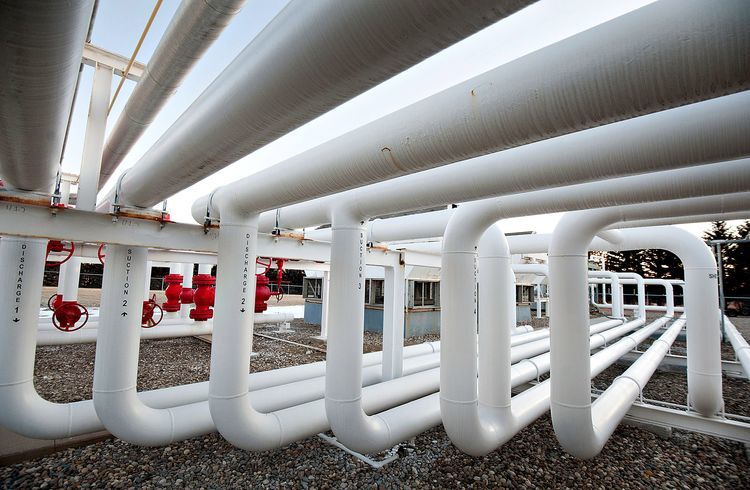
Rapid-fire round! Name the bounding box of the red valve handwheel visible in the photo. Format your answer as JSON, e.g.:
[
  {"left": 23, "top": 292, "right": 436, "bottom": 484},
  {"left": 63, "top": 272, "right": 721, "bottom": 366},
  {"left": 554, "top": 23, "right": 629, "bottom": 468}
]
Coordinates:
[
  {"left": 97, "top": 244, "right": 106, "bottom": 265},
  {"left": 51, "top": 302, "right": 89, "bottom": 332},
  {"left": 45, "top": 240, "right": 75, "bottom": 268},
  {"left": 47, "top": 293, "right": 63, "bottom": 311},
  {"left": 141, "top": 295, "right": 164, "bottom": 328}
]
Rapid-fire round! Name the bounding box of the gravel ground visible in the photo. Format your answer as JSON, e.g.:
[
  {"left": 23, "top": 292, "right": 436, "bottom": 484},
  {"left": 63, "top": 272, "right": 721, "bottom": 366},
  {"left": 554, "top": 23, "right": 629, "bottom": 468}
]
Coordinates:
[{"left": 2, "top": 318, "right": 749, "bottom": 488}]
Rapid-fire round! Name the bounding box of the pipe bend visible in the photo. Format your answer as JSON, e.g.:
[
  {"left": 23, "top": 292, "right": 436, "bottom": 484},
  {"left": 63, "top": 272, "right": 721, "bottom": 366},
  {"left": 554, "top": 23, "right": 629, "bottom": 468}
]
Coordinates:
[
  {"left": 325, "top": 398, "right": 393, "bottom": 454},
  {"left": 442, "top": 202, "right": 504, "bottom": 254},
  {"left": 0, "top": 382, "right": 101, "bottom": 439},
  {"left": 209, "top": 394, "right": 284, "bottom": 451}
]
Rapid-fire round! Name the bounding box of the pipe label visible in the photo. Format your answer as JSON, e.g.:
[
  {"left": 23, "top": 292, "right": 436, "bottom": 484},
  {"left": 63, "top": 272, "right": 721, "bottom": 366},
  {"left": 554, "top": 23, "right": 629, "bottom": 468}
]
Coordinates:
[
  {"left": 358, "top": 230, "right": 365, "bottom": 290},
  {"left": 240, "top": 233, "right": 250, "bottom": 313},
  {"left": 12, "top": 242, "right": 27, "bottom": 323},
  {"left": 121, "top": 248, "right": 132, "bottom": 316}
]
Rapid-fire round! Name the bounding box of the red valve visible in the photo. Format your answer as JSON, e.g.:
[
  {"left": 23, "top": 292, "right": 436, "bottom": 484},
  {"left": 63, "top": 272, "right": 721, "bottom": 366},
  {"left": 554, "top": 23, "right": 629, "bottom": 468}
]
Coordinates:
[
  {"left": 97, "top": 244, "right": 106, "bottom": 265},
  {"left": 47, "top": 293, "right": 64, "bottom": 311},
  {"left": 45, "top": 240, "right": 75, "bottom": 267},
  {"left": 162, "top": 274, "right": 183, "bottom": 312},
  {"left": 142, "top": 295, "right": 164, "bottom": 328},
  {"left": 190, "top": 274, "right": 215, "bottom": 321},
  {"left": 52, "top": 301, "right": 89, "bottom": 332},
  {"left": 255, "top": 274, "right": 272, "bottom": 313},
  {"left": 180, "top": 286, "right": 195, "bottom": 305}
]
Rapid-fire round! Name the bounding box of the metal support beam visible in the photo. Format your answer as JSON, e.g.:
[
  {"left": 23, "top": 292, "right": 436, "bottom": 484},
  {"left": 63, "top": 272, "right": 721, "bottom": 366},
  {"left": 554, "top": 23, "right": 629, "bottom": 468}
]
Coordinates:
[
  {"left": 82, "top": 43, "right": 145, "bottom": 81},
  {"left": 77, "top": 64, "right": 113, "bottom": 211},
  {"left": 382, "top": 261, "right": 406, "bottom": 380}
]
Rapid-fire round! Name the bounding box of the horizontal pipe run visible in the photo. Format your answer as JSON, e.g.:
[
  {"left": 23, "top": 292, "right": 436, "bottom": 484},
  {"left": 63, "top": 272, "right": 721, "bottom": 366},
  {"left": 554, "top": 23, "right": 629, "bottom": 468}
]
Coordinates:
[{"left": 724, "top": 316, "right": 750, "bottom": 378}]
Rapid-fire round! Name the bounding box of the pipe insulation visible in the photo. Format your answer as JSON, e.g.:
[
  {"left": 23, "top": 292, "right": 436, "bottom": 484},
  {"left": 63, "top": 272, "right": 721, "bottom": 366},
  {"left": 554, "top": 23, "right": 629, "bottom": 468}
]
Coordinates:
[
  {"left": 0, "top": 0, "right": 95, "bottom": 192},
  {"left": 212, "top": 89, "right": 750, "bottom": 230},
  {"left": 194, "top": 0, "right": 750, "bottom": 224},
  {"left": 98, "top": 0, "right": 246, "bottom": 189},
  {"left": 101, "top": 0, "right": 534, "bottom": 208}
]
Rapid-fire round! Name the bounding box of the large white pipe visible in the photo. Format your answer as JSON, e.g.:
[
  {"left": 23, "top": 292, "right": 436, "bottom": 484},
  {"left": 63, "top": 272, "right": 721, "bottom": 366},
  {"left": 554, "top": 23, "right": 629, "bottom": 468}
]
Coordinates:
[
  {"left": 0, "top": 0, "right": 95, "bottom": 192},
  {"left": 99, "top": 0, "right": 246, "bottom": 189},
  {"left": 196, "top": 79, "right": 750, "bottom": 230},
  {"left": 550, "top": 214, "right": 725, "bottom": 433},
  {"left": 440, "top": 219, "right": 666, "bottom": 456},
  {"left": 0, "top": 233, "right": 439, "bottom": 441},
  {"left": 103, "top": 0, "right": 533, "bottom": 208},
  {"left": 552, "top": 314, "right": 685, "bottom": 459}
]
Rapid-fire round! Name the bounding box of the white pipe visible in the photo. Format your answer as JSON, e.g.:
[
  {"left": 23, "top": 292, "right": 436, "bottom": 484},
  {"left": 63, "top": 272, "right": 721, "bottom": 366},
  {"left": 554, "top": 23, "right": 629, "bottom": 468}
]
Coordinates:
[
  {"left": 553, "top": 316, "right": 684, "bottom": 459},
  {"left": 94, "top": 245, "right": 214, "bottom": 445},
  {"left": 0, "top": 0, "right": 95, "bottom": 192},
  {"left": 590, "top": 277, "right": 675, "bottom": 318},
  {"left": 325, "top": 209, "right": 437, "bottom": 453},
  {"left": 180, "top": 263, "right": 193, "bottom": 318},
  {"left": 439, "top": 212, "right": 664, "bottom": 455},
  {"left": 724, "top": 316, "right": 750, "bottom": 378},
  {"left": 550, "top": 214, "right": 724, "bottom": 433},
  {"left": 36, "top": 314, "right": 295, "bottom": 345},
  {"left": 104, "top": 0, "right": 531, "bottom": 208},
  {"left": 99, "top": 0, "right": 246, "bottom": 188},
  {"left": 1, "top": 234, "right": 438, "bottom": 441},
  {"left": 199, "top": 93, "right": 750, "bottom": 232},
  {"left": 588, "top": 271, "right": 624, "bottom": 319},
  {"left": 0, "top": 237, "right": 100, "bottom": 438}
]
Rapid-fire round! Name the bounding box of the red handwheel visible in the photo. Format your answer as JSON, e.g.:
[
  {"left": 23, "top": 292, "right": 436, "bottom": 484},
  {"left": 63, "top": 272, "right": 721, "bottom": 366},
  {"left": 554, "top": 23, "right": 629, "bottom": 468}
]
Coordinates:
[
  {"left": 97, "top": 244, "right": 106, "bottom": 265},
  {"left": 52, "top": 302, "right": 89, "bottom": 332},
  {"left": 45, "top": 240, "right": 75, "bottom": 268},
  {"left": 142, "top": 295, "right": 164, "bottom": 328}
]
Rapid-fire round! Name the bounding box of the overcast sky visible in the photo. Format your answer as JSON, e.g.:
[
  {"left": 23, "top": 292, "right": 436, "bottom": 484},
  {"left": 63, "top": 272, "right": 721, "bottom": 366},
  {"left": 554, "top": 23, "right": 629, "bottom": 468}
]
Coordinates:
[{"left": 60, "top": 0, "right": 745, "bottom": 237}]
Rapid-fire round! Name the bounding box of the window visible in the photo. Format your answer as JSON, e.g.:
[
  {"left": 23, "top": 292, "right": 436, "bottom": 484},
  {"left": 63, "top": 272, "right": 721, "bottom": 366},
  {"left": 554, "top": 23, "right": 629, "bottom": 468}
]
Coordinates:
[
  {"left": 303, "top": 277, "right": 322, "bottom": 299},
  {"left": 413, "top": 281, "right": 439, "bottom": 307}
]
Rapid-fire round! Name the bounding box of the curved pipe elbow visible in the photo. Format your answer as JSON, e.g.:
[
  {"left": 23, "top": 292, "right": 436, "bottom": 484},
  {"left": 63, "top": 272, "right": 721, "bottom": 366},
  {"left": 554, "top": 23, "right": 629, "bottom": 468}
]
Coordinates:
[
  {"left": 687, "top": 374, "right": 724, "bottom": 416},
  {"left": 550, "top": 402, "right": 602, "bottom": 460},
  {"left": 440, "top": 398, "right": 504, "bottom": 457},
  {"left": 0, "top": 382, "right": 101, "bottom": 439},
  {"left": 209, "top": 394, "right": 285, "bottom": 451},
  {"left": 326, "top": 398, "right": 392, "bottom": 455},
  {"left": 94, "top": 389, "right": 213, "bottom": 446}
]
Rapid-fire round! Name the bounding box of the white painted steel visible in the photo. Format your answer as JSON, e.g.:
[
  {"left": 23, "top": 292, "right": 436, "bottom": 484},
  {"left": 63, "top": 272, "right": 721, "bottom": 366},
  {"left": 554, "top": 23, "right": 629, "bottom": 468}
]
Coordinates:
[
  {"left": 0, "top": 0, "right": 95, "bottom": 192},
  {"left": 77, "top": 64, "right": 113, "bottom": 210}
]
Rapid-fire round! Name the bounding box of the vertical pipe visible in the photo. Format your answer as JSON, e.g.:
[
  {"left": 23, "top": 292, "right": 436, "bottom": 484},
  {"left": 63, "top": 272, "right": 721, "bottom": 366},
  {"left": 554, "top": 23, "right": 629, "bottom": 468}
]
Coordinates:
[
  {"left": 198, "top": 263, "right": 212, "bottom": 275},
  {"left": 318, "top": 270, "right": 330, "bottom": 339},
  {"left": 382, "top": 264, "right": 405, "bottom": 380},
  {"left": 76, "top": 64, "right": 113, "bottom": 211},
  {"left": 180, "top": 263, "right": 193, "bottom": 318}
]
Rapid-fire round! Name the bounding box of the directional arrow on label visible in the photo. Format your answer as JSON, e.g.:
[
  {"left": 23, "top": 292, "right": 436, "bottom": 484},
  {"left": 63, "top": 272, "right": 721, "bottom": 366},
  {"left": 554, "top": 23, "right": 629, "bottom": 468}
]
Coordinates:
[
  {"left": 121, "top": 312, "right": 128, "bottom": 317},
  {"left": 12, "top": 318, "right": 20, "bottom": 323},
  {"left": 240, "top": 308, "right": 246, "bottom": 313}
]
